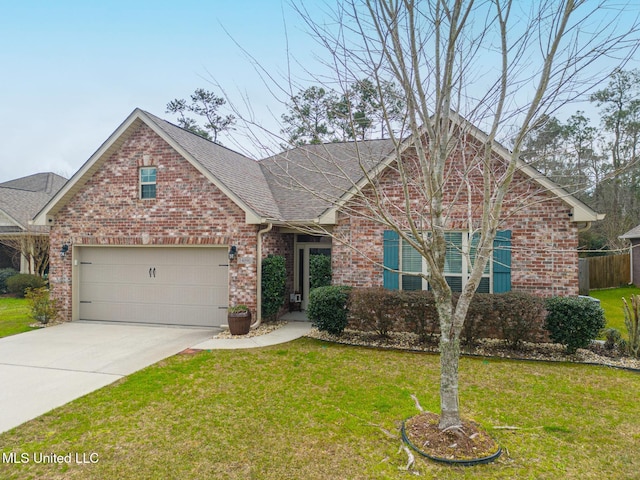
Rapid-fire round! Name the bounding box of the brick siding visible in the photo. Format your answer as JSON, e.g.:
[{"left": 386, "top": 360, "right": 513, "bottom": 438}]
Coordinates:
[
  {"left": 332, "top": 141, "right": 580, "bottom": 297},
  {"left": 49, "top": 123, "right": 260, "bottom": 321}
]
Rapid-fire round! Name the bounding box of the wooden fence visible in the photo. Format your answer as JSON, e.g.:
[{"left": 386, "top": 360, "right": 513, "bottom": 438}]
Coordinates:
[{"left": 582, "top": 253, "right": 631, "bottom": 290}]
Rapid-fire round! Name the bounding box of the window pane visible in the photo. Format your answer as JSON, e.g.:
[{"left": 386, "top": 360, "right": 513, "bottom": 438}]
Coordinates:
[
  {"left": 402, "top": 275, "right": 422, "bottom": 291},
  {"left": 445, "top": 276, "right": 462, "bottom": 292},
  {"left": 141, "top": 184, "right": 156, "bottom": 199},
  {"left": 140, "top": 168, "right": 156, "bottom": 183},
  {"left": 470, "top": 234, "right": 490, "bottom": 274},
  {"left": 444, "top": 232, "right": 462, "bottom": 274},
  {"left": 401, "top": 239, "right": 424, "bottom": 290},
  {"left": 476, "top": 277, "right": 490, "bottom": 293},
  {"left": 402, "top": 240, "right": 422, "bottom": 272}
]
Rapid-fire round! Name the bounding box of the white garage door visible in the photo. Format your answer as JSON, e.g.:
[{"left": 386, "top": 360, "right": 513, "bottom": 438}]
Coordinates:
[{"left": 78, "top": 247, "right": 228, "bottom": 327}]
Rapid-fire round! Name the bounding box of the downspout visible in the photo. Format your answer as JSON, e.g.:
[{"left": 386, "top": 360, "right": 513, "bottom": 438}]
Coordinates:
[
  {"left": 577, "top": 221, "right": 592, "bottom": 233},
  {"left": 252, "top": 222, "right": 273, "bottom": 329}
]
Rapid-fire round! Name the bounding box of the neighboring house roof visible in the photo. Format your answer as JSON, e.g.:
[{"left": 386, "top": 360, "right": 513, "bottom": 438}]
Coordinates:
[
  {"left": 0, "top": 172, "right": 67, "bottom": 232},
  {"left": 620, "top": 225, "right": 640, "bottom": 239},
  {"left": 33, "top": 108, "right": 603, "bottom": 227}
]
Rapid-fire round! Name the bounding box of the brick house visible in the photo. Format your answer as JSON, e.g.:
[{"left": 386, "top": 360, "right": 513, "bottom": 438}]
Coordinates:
[{"left": 34, "top": 109, "right": 602, "bottom": 327}]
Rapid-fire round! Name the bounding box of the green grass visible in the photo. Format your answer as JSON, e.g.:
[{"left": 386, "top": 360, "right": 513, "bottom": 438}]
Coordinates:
[
  {"left": 0, "top": 297, "right": 36, "bottom": 338},
  {"left": 1, "top": 338, "right": 639, "bottom": 479},
  {"left": 590, "top": 285, "right": 640, "bottom": 334}
]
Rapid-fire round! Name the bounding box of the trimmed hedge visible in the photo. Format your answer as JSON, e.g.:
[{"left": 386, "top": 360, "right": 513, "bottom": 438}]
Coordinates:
[
  {"left": 314, "top": 286, "right": 610, "bottom": 351},
  {"left": 545, "top": 296, "right": 605, "bottom": 354},
  {"left": 346, "top": 287, "right": 548, "bottom": 346},
  {"left": 6, "top": 274, "right": 46, "bottom": 298},
  {"left": 307, "top": 285, "right": 351, "bottom": 335}
]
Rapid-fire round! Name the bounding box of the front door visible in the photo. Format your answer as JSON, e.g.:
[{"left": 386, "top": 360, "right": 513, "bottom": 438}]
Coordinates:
[{"left": 296, "top": 244, "right": 331, "bottom": 309}]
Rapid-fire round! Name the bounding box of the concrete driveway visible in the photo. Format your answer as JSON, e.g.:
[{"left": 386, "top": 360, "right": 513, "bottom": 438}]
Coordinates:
[{"left": 0, "top": 321, "right": 213, "bottom": 434}]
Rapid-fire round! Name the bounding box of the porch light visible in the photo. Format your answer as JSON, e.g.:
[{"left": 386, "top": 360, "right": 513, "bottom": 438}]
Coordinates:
[
  {"left": 60, "top": 244, "right": 69, "bottom": 257},
  {"left": 228, "top": 245, "right": 237, "bottom": 261}
]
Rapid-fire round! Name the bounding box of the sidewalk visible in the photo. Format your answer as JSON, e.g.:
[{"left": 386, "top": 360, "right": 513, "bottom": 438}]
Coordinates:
[{"left": 191, "top": 317, "right": 312, "bottom": 350}]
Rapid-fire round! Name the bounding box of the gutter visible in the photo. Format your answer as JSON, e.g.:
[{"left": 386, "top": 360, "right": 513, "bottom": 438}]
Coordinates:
[{"left": 252, "top": 222, "right": 273, "bottom": 329}]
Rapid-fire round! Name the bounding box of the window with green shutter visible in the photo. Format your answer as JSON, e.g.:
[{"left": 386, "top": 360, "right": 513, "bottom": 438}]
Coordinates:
[{"left": 382, "top": 230, "right": 511, "bottom": 293}]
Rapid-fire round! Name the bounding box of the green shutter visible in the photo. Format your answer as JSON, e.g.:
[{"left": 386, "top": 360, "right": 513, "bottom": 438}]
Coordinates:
[
  {"left": 383, "top": 230, "right": 399, "bottom": 290},
  {"left": 493, "top": 230, "right": 511, "bottom": 293}
]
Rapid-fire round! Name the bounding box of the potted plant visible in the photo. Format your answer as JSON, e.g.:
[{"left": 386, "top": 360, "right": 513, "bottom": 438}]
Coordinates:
[{"left": 227, "top": 304, "right": 252, "bottom": 335}]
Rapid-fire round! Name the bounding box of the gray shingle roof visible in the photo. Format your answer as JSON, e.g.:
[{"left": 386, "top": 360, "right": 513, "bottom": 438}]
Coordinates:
[
  {"left": 142, "top": 110, "right": 395, "bottom": 222},
  {"left": 0, "top": 173, "right": 67, "bottom": 230},
  {"left": 142, "top": 111, "right": 283, "bottom": 220},
  {"left": 259, "top": 139, "right": 395, "bottom": 221}
]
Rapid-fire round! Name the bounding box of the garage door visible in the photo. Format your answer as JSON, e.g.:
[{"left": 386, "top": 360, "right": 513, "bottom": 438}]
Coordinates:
[{"left": 78, "top": 247, "right": 228, "bottom": 327}]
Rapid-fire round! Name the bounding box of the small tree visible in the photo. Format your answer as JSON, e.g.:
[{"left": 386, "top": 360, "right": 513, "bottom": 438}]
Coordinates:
[
  {"left": 25, "top": 287, "right": 59, "bottom": 324},
  {"left": 309, "top": 254, "right": 332, "bottom": 290},
  {"left": 261, "top": 255, "right": 286, "bottom": 321},
  {"left": 275, "top": 0, "right": 639, "bottom": 431},
  {"left": 0, "top": 233, "right": 50, "bottom": 277}
]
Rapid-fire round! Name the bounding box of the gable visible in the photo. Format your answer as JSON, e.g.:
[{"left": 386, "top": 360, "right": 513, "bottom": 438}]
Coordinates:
[
  {"left": 55, "top": 122, "right": 250, "bottom": 236},
  {"left": 33, "top": 109, "right": 277, "bottom": 227},
  {"left": 315, "top": 117, "right": 603, "bottom": 225}
]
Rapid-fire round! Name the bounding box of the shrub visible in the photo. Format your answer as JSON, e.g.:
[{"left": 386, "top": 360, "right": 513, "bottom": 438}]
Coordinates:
[
  {"left": 545, "top": 296, "right": 606, "bottom": 354},
  {"left": 348, "top": 287, "right": 403, "bottom": 337},
  {"left": 308, "top": 285, "right": 351, "bottom": 335},
  {"left": 399, "top": 290, "right": 440, "bottom": 342},
  {"left": 463, "top": 294, "right": 494, "bottom": 346},
  {"left": 492, "top": 292, "right": 547, "bottom": 348},
  {"left": 0, "top": 268, "right": 18, "bottom": 293},
  {"left": 309, "top": 254, "right": 332, "bottom": 290},
  {"left": 603, "top": 327, "right": 622, "bottom": 351},
  {"left": 6, "top": 273, "right": 46, "bottom": 298},
  {"left": 622, "top": 295, "right": 640, "bottom": 358},
  {"left": 261, "top": 254, "right": 286, "bottom": 321},
  {"left": 25, "top": 287, "right": 59, "bottom": 324}
]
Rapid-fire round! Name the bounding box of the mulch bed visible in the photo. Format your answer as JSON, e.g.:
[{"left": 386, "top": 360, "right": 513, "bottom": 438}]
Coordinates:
[{"left": 403, "top": 412, "right": 501, "bottom": 463}]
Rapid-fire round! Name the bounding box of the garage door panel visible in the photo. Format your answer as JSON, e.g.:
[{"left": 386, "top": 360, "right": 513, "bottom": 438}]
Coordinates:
[
  {"left": 78, "top": 247, "right": 229, "bottom": 327},
  {"left": 80, "top": 302, "right": 220, "bottom": 327}
]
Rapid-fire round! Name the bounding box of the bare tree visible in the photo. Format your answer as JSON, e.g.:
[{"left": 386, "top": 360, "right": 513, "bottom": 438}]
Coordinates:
[
  {"left": 228, "top": 0, "right": 639, "bottom": 431},
  {"left": 0, "top": 233, "right": 50, "bottom": 276},
  {"left": 283, "top": 0, "right": 638, "bottom": 431}
]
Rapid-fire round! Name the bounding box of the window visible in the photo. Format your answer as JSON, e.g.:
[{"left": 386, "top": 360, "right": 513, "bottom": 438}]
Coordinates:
[
  {"left": 383, "top": 230, "right": 511, "bottom": 294},
  {"left": 140, "top": 167, "right": 157, "bottom": 199}
]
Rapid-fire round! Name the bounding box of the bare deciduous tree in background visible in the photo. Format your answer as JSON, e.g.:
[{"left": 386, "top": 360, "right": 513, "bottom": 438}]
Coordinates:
[{"left": 0, "top": 233, "right": 49, "bottom": 276}]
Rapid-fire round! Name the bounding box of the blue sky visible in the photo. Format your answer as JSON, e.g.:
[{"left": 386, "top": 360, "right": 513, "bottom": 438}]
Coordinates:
[
  {"left": 0, "top": 0, "right": 312, "bottom": 180},
  {"left": 1, "top": 1, "right": 638, "bottom": 182}
]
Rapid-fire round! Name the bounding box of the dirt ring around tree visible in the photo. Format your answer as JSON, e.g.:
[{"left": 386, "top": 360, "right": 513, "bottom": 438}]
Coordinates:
[{"left": 401, "top": 412, "right": 502, "bottom": 466}]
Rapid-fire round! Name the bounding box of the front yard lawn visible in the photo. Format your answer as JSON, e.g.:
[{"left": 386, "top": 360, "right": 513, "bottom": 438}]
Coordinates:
[
  {"left": 0, "top": 297, "right": 36, "bottom": 339},
  {"left": 1, "top": 338, "right": 639, "bottom": 479},
  {"left": 590, "top": 285, "right": 640, "bottom": 334}
]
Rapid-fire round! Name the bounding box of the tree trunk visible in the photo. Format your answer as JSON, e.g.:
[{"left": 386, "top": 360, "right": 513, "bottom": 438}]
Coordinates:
[{"left": 439, "top": 333, "right": 462, "bottom": 429}]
